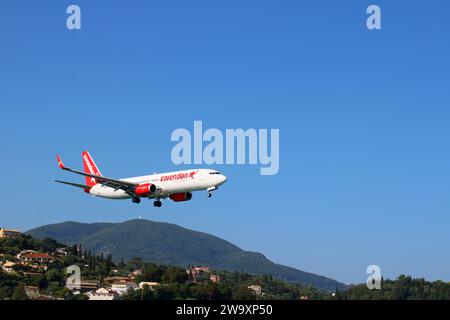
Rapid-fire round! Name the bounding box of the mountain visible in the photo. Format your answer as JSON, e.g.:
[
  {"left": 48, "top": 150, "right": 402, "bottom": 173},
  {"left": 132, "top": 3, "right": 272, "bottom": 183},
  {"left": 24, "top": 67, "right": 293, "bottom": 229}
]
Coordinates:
[{"left": 27, "top": 219, "right": 346, "bottom": 291}]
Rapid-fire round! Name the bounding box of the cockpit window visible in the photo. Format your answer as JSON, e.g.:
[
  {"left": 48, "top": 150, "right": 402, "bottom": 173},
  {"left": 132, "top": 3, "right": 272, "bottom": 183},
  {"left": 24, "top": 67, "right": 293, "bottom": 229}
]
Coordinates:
[{"left": 209, "top": 171, "right": 221, "bottom": 175}]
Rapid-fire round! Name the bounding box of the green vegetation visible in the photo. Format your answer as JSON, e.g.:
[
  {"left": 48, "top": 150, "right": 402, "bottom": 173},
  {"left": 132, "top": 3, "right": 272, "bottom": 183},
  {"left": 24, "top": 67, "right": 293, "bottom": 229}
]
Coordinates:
[
  {"left": 120, "top": 257, "right": 327, "bottom": 300},
  {"left": 0, "top": 235, "right": 63, "bottom": 256},
  {"left": 1, "top": 234, "right": 449, "bottom": 300},
  {"left": 0, "top": 235, "right": 326, "bottom": 300},
  {"left": 28, "top": 219, "right": 345, "bottom": 291},
  {"left": 0, "top": 235, "right": 72, "bottom": 299},
  {"left": 0, "top": 235, "right": 120, "bottom": 300},
  {"left": 336, "top": 276, "right": 450, "bottom": 300}
]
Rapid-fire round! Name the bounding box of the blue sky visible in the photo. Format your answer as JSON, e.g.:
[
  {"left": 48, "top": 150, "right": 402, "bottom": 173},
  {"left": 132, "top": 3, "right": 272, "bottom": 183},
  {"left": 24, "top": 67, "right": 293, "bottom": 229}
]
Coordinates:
[{"left": 0, "top": 1, "right": 449, "bottom": 284}]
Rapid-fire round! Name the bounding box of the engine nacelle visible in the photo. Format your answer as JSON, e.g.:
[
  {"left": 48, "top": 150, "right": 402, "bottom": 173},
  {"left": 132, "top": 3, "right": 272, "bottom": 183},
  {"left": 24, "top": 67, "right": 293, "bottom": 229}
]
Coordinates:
[
  {"left": 134, "top": 183, "right": 157, "bottom": 197},
  {"left": 169, "top": 192, "right": 193, "bottom": 202}
]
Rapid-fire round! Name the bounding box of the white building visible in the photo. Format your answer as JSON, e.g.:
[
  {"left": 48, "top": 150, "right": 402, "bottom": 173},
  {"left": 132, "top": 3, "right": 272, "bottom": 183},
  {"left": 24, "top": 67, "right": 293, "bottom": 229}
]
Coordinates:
[
  {"left": 87, "top": 288, "right": 119, "bottom": 300},
  {"left": 138, "top": 282, "right": 159, "bottom": 290},
  {"left": 248, "top": 284, "right": 262, "bottom": 295},
  {"left": 1, "top": 261, "right": 16, "bottom": 273},
  {"left": 111, "top": 283, "right": 137, "bottom": 295},
  {"left": 16, "top": 250, "right": 37, "bottom": 260}
]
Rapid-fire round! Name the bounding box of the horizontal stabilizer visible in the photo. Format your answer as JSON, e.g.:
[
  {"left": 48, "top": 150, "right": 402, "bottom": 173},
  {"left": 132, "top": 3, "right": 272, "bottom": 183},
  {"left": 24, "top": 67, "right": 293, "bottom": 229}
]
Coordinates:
[
  {"left": 55, "top": 153, "right": 138, "bottom": 190},
  {"left": 55, "top": 180, "right": 91, "bottom": 189}
]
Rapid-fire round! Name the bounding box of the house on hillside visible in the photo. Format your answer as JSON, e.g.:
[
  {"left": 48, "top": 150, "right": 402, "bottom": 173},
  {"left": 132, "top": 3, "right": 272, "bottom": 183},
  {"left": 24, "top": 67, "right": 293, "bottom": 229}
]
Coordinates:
[
  {"left": 248, "top": 284, "right": 262, "bottom": 296},
  {"left": 138, "top": 282, "right": 159, "bottom": 290},
  {"left": 103, "top": 276, "right": 137, "bottom": 295},
  {"left": 16, "top": 250, "right": 37, "bottom": 259},
  {"left": 30, "top": 265, "right": 49, "bottom": 272},
  {"left": 187, "top": 266, "right": 210, "bottom": 276},
  {"left": 104, "top": 276, "right": 133, "bottom": 285},
  {"left": 111, "top": 282, "right": 138, "bottom": 295},
  {"left": 186, "top": 266, "right": 211, "bottom": 282},
  {"left": 21, "top": 252, "right": 55, "bottom": 266},
  {"left": 54, "top": 248, "right": 68, "bottom": 257},
  {"left": 77, "top": 281, "right": 100, "bottom": 292},
  {"left": 0, "top": 228, "right": 21, "bottom": 238},
  {"left": 87, "top": 288, "right": 119, "bottom": 300},
  {"left": 1, "top": 261, "right": 17, "bottom": 273},
  {"left": 210, "top": 274, "right": 220, "bottom": 283}
]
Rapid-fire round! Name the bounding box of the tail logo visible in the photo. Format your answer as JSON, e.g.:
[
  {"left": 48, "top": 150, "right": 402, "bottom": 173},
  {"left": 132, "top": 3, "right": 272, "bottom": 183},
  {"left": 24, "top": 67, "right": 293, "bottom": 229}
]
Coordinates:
[
  {"left": 82, "top": 151, "right": 102, "bottom": 187},
  {"left": 83, "top": 154, "right": 97, "bottom": 175}
]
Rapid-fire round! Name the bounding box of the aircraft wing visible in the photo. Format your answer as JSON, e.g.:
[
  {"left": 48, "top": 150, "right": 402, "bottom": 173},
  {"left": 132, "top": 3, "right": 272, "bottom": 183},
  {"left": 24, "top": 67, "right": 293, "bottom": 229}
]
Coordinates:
[{"left": 56, "top": 155, "right": 138, "bottom": 192}]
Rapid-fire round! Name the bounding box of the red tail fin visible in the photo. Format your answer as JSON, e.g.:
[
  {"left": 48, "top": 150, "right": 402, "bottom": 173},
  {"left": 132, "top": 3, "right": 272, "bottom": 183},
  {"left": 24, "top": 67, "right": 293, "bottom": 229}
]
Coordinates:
[{"left": 82, "top": 151, "right": 102, "bottom": 187}]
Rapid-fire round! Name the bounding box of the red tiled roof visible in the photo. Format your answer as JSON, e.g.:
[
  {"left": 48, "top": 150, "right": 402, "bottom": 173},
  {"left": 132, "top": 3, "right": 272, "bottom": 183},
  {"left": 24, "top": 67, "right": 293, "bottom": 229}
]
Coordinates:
[{"left": 23, "top": 253, "right": 54, "bottom": 259}]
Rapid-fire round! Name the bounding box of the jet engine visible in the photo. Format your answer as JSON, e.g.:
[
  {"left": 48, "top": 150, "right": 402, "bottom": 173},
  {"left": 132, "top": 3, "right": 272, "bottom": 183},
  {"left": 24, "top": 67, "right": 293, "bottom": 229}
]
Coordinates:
[
  {"left": 134, "top": 183, "right": 157, "bottom": 197},
  {"left": 169, "top": 192, "right": 193, "bottom": 202}
]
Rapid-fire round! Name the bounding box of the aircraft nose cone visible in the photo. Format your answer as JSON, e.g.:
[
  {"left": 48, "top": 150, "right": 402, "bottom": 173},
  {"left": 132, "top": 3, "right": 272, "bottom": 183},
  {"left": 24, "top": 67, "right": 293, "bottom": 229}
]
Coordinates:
[{"left": 220, "top": 175, "right": 228, "bottom": 184}]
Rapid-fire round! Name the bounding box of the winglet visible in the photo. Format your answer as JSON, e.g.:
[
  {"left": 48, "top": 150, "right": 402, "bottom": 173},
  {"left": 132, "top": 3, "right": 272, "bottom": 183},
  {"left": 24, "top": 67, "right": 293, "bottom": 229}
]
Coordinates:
[{"left": 56, "top": 155, "right": 66, "bottom": 170}]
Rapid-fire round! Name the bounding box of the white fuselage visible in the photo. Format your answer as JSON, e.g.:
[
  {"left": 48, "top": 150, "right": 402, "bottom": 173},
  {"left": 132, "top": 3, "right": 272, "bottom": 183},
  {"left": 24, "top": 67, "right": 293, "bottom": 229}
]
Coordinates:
[{"left": 88, "top": 168, "right": 227, "bottom": 199}]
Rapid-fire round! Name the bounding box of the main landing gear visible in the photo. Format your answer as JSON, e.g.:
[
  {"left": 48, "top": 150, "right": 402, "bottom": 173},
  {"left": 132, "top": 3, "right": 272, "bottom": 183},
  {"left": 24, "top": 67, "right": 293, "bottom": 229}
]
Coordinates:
[
  {"left": 132, "top": 197, "right": 141, "bottom": 204},
  {"left": 153, "top": 199, "right": 162, "bottom": 207},
  {"left": 132, "top": 196, "right": 162, "bottom": 207}
]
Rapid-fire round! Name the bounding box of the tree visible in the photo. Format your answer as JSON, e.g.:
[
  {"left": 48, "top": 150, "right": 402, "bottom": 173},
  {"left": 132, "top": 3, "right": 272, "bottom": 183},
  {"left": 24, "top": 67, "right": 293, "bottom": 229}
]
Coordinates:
[
  {"left": 141, "top": 284, "right": 152, "bottom": 300},
  {"left": 26, "top": 274, "right": 48, "bottom": 290},
  {"left": 127, "top": 257, "right": 144, "bottom": 271},
  {"left": 142, "top": 263, "right": 164, "bottom": 282},
  {"left": 11, "top": 284, "right": 29, "bottom": 300},
  {"left": 161, "top": 266, "right": 188, "bottom": 284},
  {"left": 119, "top": 257, "right": 125, "bottom": 269},
  {"left": 232, "top": 286, "right": 255, "bottom": 300},
  {"left": 70, "top": 293, "right": 89, "bottom": 300},
  {"left": 153, "top": 286, "right": 175, "bottom": 300},
  {"left": 0, "top": 285, "right": 14, "bottom": 300},
  {"left": 46, "top": 269, "right": 63, "bottom": 283}
]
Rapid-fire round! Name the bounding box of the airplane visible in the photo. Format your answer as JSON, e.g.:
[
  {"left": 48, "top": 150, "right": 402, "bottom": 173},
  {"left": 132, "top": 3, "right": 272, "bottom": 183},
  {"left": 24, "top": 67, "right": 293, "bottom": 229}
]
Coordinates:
[{"left": 55, "top": 151, "right": 227, "bottom": 207}]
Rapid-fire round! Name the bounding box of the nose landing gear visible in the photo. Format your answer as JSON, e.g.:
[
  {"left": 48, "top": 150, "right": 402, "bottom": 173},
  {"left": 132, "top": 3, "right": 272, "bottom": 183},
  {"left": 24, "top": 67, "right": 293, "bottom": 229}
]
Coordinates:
[{"left": 207, "top": 186, "right": 217, "bottom": 198}]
